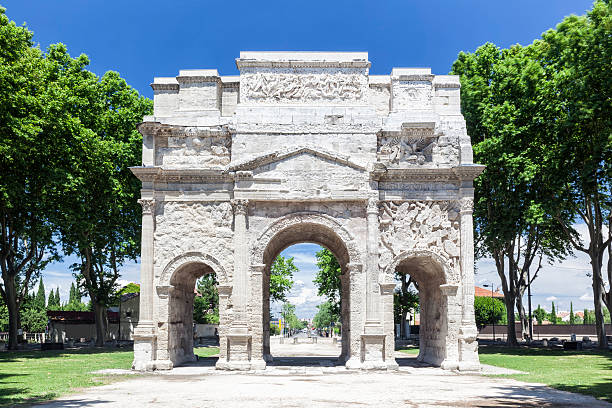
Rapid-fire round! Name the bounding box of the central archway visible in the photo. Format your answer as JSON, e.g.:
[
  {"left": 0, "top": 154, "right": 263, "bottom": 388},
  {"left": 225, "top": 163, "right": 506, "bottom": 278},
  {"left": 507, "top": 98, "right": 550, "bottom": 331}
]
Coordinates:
[{"left": 252, "top": 212, "right": 362, "bottom": 365}]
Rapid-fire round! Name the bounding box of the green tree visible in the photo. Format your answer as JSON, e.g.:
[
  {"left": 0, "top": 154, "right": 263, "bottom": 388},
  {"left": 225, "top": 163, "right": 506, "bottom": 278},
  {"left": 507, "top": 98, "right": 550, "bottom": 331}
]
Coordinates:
[
  {"left": 47, "top": 288, "right": 61, "bottom": 310},
  {"left": 394, "top": 269, "right": 420, "bottom": 339},
  {"left": 34, "top": 278, "right": 45, "bottom": 309},
  {"left": 451, "top": 39, "right": 572, "bottom": 345},
  {"left": 0, "top": 7, "right": 73, "bottom": 349},
  {"left": 313, "top": 301, "right": 338, "bottom": 332},
  {"left": 533, "top": 304, "right": 547, "bottom": 325},
  {"left": 20, "top": 294, "right": 47, "bottom": 333},
  {"left": 270, "top": 255, "right": 296, "bottom": 303},
  {"left": 473, "top": 296, "right": 506, "bottom": 329},
  {"left": 569, "top": 302, "right": 576, "bottom": 325},
  {"left": 537, "top": 1, "right": 612, "bottom": 349},
  {"left": 194, "top": 273, "right": 218, "bottom": 324},
  {"left": 57, "top": 61, "right": 152, "bottom": 346},
  {"left": 313, "top": 248, "right": 342, "bottom": 318},
  {"left": 549, "top": 302, "right": 557, "bottom": 324},
  {"left": 280, "top": 303, "right": 301, "bottom": 335}
]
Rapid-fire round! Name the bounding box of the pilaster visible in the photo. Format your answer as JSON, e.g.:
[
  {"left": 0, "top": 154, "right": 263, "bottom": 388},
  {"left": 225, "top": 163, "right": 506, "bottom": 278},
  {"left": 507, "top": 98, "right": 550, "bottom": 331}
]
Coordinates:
[
  {"left": 133, "top": 198, "right": 157, "bottom": 371},
  {"left": 457, "top": 194, "right": 480, "bottom": 371}
]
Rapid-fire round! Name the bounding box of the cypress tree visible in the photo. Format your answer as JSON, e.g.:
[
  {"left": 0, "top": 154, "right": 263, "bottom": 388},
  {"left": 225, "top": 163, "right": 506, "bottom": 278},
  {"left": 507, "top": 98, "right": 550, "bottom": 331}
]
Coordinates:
[
  {"left": 69, "top": 283, "right": 76, "bottom": 304},
  {"left": 569, "top": 302, "right": 575, "bottom": 325},
  {"left": 55, "top": 288, "right": 61, "bottom": 307},
  {"left": 35, "top": 278, "right": 46, "bottom": 309},
  {"left": 550, "top": 302, "right": 557, "bottom": 324}
]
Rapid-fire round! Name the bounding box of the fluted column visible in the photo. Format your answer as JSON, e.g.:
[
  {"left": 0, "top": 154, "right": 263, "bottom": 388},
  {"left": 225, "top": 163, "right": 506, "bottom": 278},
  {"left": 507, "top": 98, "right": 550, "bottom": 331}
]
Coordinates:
[
  {"left": 138, "top": 198, "right": 155, "bottom": 325},
  {"left": 365, "top": 197, "right": 382, "bottom": 326},
  {"left": 231, "top": 199, "right": 249, "bottom": 333},
  {"left": 218, "top": 199, "right": 253, "bottom": 370},
  {"left": 458, "top": 195, "right": 480, "bottom": 370},
  {"left": 132, "top": 198, "right": 156, "bottom": 371}
]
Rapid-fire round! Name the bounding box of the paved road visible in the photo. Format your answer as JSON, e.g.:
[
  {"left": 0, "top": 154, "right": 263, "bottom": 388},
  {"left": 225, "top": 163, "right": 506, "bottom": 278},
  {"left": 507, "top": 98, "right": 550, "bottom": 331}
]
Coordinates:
[{"left": 35, "top": 339, "right": 611, "bottom": 408}]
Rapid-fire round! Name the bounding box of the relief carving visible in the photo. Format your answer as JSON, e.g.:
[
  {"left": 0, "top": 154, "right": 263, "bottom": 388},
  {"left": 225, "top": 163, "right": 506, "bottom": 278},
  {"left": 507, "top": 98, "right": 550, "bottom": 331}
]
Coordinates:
[
  {"left": 378, "top": 134, "right": 436, "bottom": 165},
  {"left": 393, "top": 81, "right": 432, "bottom": 109},
  {"left": 242, "top": 73, "right": 366, "bottom": 102},
  {"left": 379, "top": 201, "right": 460, "bottom": 282}
]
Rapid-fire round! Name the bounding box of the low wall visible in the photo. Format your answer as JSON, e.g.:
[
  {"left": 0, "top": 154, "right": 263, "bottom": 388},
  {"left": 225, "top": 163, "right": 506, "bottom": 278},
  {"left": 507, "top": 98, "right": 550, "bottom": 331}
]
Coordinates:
[
  {"left": 48, "top": 321, "right": 136, "bottom": 341},
  {"left": 194, "top": 324, "right": 219, "bottom": 338},
  {"left": 478, "top": 323, "right": 612, "bottom": 340}
]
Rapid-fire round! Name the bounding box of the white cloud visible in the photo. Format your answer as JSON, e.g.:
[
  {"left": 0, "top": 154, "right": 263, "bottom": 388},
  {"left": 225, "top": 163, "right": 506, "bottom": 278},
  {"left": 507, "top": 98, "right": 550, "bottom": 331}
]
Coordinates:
[
  {"left": 545, "top": 296, "right": 558, "bottom": 301},
  {"left": 295, "top": 280, "right": 304, "bottom": 286},
  {"left": 579, "top": 292, "right": 594, "bottom": 301},
  {"left": 287, "top": 286, "right": 322, "bottom": 306}
]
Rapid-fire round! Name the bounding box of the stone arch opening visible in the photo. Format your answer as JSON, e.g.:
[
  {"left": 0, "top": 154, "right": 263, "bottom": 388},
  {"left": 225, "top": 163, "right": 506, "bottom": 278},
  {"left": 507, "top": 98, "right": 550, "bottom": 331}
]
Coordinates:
[
  {"left": 393, "top": 253, "right": 449, "bottom": 366},
  {"left": 256, "top": 217, "right": 357, "bottom": 364},
  {"left": 167, "top": 261, "right": 217, "bottom": 366}
]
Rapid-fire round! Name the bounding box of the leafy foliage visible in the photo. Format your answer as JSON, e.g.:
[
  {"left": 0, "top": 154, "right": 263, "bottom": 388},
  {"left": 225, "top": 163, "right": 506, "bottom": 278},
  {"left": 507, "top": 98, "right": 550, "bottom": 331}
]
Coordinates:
[
  {"left": 474, "top": 296, "right": 506, "bottom": 329},
  {"left": 313, "top": 249, "right": 342, "bottom": 317},
  {"left": 270, "top": 255, "right": 296, "bottom": 303},
  {"left": 313, "top": 301, "right": 339, "bottom": 330},
  {"left": 194, "top": 273, "right": 218, "bottom": 324}
]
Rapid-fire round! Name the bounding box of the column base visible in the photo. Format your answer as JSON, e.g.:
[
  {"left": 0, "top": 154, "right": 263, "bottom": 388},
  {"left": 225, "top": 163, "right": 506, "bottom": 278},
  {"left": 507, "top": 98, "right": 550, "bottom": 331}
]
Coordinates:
[
  {"left": 458, "top": 324, "right": 480, "bottom": 371},
  {"left": 360, "top": 333, "right": 387, "bottom": 370},
  {"left": 152, "top": 359, "right": 174, "bottom": 370},
  {"left": 440, "top": 359, "right": 459, "bottom": 370},
  {"left": 215, "top": 332, "right": 266, "bottom": 371},
  {"left": 132, "top": 322, "right": 156, "bottom": 371},
  {"left": 457, "top": 361, "right": 481, "bottom": 372}
]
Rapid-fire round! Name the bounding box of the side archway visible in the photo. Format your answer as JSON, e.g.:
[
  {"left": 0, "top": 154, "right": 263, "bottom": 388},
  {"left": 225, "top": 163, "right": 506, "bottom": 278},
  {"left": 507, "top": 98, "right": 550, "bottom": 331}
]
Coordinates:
[
  {"left": 155, "top": 252, "right": 229, "bottom": 367},
  {"left": 383, "top": 250, "right": 459, "bottom": 367},
  {"left": 159, "top": 251, "right": 229, "bottom": 288}
]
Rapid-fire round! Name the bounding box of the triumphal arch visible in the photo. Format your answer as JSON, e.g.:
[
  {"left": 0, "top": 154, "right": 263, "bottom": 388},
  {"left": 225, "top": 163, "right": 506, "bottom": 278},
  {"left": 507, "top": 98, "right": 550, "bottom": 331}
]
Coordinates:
[{"left": 131, "top": 52, "right": 483, "bottom": 372}]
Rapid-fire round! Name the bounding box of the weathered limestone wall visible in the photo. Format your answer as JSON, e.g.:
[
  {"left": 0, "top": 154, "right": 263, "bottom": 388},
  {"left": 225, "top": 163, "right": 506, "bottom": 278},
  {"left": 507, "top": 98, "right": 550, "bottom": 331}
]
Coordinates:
[{"left": 132, "top": 51, "right": 482, "bottom": 373}]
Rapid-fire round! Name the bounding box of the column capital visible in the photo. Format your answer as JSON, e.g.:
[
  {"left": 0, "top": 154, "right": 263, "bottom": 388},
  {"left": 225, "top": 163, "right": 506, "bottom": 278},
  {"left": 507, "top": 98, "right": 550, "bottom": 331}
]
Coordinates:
[
  {"left": 459, "top": 197, "right": 474, "bottom": 214},
  {"left": 138, "top": 198, "right": 155, "bottom": 215},
  {"left": 366, "top": 197, "right": 379, "bottom": 215},
  {"left": 231, "top": 199, "right": 249, "bottom": 216}
]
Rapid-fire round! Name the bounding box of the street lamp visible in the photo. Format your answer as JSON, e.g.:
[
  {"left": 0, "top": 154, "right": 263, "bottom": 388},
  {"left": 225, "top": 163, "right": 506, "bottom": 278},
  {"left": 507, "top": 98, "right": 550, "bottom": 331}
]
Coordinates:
[{"left": 483, "top": 283, "right": 496, "bottom": 342}]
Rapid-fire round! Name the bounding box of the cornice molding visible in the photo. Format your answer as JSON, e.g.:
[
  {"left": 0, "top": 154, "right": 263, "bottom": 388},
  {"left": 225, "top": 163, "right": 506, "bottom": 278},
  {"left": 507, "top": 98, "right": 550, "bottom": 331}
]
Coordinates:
[
  {"left": 236, "top": 59, "right": 371, "bottom": 69},
  {"left": 226, "top": 145, "right": 367, "bottom": 172},
  {"left": 150, "top": 83, "right": 179, "bottom": 91},
  {"left": 130, "top": 166, "right": 231, "bottom": 183}
]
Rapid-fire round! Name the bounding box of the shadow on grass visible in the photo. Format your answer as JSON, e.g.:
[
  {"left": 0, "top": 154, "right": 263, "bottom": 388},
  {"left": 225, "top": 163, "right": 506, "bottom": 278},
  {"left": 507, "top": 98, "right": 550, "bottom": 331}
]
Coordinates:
[
  {"left": 0, "top": 347, "right": 132, "bottom": 363},
  {"left": 479, "top": 344, "right": 612, "bottom": 403}
]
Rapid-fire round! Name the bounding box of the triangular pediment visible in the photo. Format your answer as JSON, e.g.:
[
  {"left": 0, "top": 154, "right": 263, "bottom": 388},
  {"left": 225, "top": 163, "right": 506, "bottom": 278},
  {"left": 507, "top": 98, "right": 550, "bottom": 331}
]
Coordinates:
[{"left": 227, "top": 145, "right": 367, "bottom": 173}]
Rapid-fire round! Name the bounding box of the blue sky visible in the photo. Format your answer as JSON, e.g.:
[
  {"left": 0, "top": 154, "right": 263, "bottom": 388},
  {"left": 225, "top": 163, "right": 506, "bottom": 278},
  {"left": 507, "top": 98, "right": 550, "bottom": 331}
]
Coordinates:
[
  {"left": 2, "top": 0, "right": 595, "bottom": 98},
  {"left": 4, "top": 0, "right": 604, "bottom": 316}
]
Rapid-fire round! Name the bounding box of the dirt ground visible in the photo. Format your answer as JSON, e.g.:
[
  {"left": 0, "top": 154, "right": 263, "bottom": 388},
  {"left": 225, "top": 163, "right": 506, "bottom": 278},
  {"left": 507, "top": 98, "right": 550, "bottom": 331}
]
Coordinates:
[{"left": 36, "top": 337, "right": 611, "bottom": 408}]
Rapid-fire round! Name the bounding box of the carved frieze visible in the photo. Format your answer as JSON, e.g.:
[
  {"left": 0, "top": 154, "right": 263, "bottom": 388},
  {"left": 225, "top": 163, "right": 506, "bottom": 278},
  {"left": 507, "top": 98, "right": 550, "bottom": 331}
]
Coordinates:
[
  {"left": 379, "top": 201, "right": 461, "bottom": 282},
  {"left": 392, "top": 80, "right": 433, "bottom": 110},
  {"left": 157, "top": 134, "right": 231, "bottom": 168},
  {"left": 241, "top": 73, "right": 367, "bottom": 103}
]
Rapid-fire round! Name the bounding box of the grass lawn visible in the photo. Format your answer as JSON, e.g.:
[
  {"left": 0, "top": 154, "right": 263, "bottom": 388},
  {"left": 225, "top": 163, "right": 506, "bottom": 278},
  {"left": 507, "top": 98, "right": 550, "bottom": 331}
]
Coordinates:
[
  {"left": 0, "top": 347, "right": 134, "bottom": 407},
  {"left": 194, "top": 346, "right": 220, "bottom": 358},
  {"left": 399, "top": 346, "right": 612, "bottom": 402}
]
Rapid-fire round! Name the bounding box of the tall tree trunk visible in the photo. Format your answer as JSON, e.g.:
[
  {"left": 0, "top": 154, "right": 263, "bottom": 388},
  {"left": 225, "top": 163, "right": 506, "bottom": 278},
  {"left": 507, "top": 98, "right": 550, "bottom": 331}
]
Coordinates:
[
  {"left": 93, "top": 301, "right": 107, "bottom": 347},
  {"left": 605, "top": 231, "right": 612, "bottom": 329},
  {"left": 400, "top": 310, "right": 408, "bottom": 339},
  {"left": 4, "top": 278, "right": 19, "bottom": 350},
  {"left": 504, "top": 282, "right": 518, "bottom": 346},
  {"left": 515, "top": 291, "right": 529, "bottom": 341},
  {"left": 591, "top": 255, "right": 608, "bottom": 349}
]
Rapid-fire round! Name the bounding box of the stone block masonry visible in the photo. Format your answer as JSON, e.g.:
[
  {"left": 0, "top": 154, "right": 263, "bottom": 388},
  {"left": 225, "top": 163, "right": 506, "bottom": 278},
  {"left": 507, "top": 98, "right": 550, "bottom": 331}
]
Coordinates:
[{"left": 131, "top": 51, "right": 484, "bottom": 372}]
